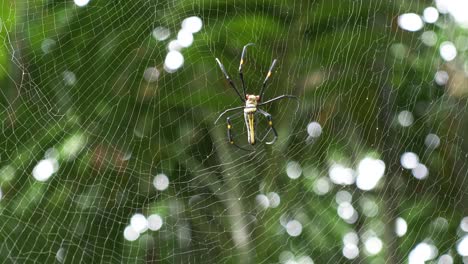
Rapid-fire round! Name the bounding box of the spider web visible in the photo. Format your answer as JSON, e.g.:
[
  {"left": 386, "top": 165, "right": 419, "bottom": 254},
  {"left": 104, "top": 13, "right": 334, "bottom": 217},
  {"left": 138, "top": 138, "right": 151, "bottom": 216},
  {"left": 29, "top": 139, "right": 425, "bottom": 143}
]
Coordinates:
[{"left": 1, "top": 0, "right": 468, "bottom": 263}]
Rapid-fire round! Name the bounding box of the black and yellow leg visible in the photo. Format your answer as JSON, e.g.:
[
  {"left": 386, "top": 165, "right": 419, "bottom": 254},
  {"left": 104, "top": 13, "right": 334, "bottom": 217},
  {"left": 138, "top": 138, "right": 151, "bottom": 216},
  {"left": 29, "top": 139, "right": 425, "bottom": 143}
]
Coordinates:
[
  {"left": 226, "top": 116, "right": 251, "bottom": 151},
  {"left": 259, "top": 59, "right": 278, "bottom": 100},
  {"left": 215, "top": 58, "right": 245, "bottom": 103},
  {"left": 239, "top": 43, "right": 255, "bottom": 96},
  {"left": 227, "top": 117, "right": 235, "bottom": 145},
  {"left": 258, "top": 109, "right": 278, "bottom": 145}
]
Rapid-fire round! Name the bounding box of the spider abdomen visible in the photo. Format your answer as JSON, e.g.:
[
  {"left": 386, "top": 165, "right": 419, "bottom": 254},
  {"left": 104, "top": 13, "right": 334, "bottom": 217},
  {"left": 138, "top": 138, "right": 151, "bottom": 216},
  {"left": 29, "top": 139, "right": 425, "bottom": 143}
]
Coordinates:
[{"left": 244, "top": 112, "right": 256, "bottom": 145}]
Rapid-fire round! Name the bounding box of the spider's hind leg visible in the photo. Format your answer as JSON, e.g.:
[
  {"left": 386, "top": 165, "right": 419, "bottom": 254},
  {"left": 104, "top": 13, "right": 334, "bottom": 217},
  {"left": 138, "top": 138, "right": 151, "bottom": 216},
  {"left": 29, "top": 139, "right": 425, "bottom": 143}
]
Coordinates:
[
  {"left": 226, "top": 115, "right": 252, "bottom": 151},
  {"left": 226, "top": 117, "right": 235, "bottom": 145},
  {"left": 257, "top": 109, "right": 278, "bottom": 145}
]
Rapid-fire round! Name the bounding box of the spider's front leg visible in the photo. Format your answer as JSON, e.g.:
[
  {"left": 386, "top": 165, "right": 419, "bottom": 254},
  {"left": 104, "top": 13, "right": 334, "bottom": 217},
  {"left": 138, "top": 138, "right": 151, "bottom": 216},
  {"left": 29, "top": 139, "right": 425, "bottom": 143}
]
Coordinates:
[
  {"left": 239, "top": 43, "right": 255, "bottom": 96},
  {"left": 257, "top": 109, "right": 278, "bottom": 145}
]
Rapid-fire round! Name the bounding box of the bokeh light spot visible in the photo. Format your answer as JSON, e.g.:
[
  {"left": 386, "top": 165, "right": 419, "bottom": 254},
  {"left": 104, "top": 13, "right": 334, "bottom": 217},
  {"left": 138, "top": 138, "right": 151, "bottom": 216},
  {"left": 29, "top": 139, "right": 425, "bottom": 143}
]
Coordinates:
[
  {"left": 425, "top": 133, "right": 441, "bottom": 149},
  {"left": 182, "top": 16, "right": 203, "bottom": 33},
  {"left": 335, "top": 190, "right": 352, "bottom": 204},
  {"left": 286, "top": 220, "right": 303, "bottom": 237},
  {"left": 32, "top": 159, "right": 58, "bottom": 182},
  {"left": 401, "top": 152, "right": 419, "bottom": 169},
  {"left": 337, "top": 203, "right": 354, "bottom": 219},
  {"left": 460, "top": 217, "right": 468, "bottom": 232},
  {"left": 313, "top": 177, "right": 331, "bottom": 195},
  {"left": 409, "top": 242, "right": 438, "bottom": 263},
  {"left": 440, "top": 41, "right": 457, "bottom": 62},
  {"left": 296, "top": 256, "right": 314, "bottom": 264},
  {"left": 143, "top": 67, "right": 160, "bottom": 83},
  {"left": 343, "top": 244, "right": 359, "bottom": 259},
  {"left": 364, "top": 236, "right": 383, "bottom": 255},
  {"left": 56, "top": 248, "right": 65, "bottom": 263},
  {"left": 343, "top": 231, "right": 359, "bottom": 245},
  {"left": 41, "top": 39, "right": 56, "bottom": 54},
  {"left": 457, "top": 235, "right": 468, "bottom": 256},
  {"left": 356, "top": 158, "right": 385, "bottom": 191},
  {"left": 395, "top": 217, "right": 408, "bottom": 237},
  {"left": 123, "top": 225, "right": 139, "bottom": 241},
  {"left": 164, "top": 51, "right": 184, "bottom": 72},
  {"left": 434, "top": 71, "right": 449, "bottom": 86},
  {"left": 74, "top": 0, "right": 90, "bottom": 7},
  {"left": 130, "top": 213, "right": 148, "bottom": 233},
  {"left": 307, "top": 122, "right": 322, "bottom": 138},
  {"left": 267, "top": 192, "right": 281, "bottom": 208},
  {"left": 286, "top": 161, "right": 302, "bottom": 179},
  {"left": 398, "top": 13, "right": 424, "bottom": 32},
  {"left": 177, "top": 30, "right": 194, "bottom": 48},
  {"left": 329, "top": 164, "right": 355, "bottom": 185},
  {"left": 152, "top": 27, "right": 170, "bottom": 41},
  {"left": 438, "top": 254, "right": 453, "bottom": 264},
  {"left": 63, "top": 71, "right": 77, "bottom": 86},
  {"left": 153, "top": 173, "right": 170, "bottom": 191},
  {"left": 255, "top": 194, "right": 270, "bottom": 209},
  {"left": 421, "top": 31, "right": 438, "bottom": 47},
  {"left": 147, "top": 214, "right": 163, "bottom": 231},
  {"left": 423, "top": 7, "right": 439, "bottom": 23},
  {"left": 412, "top": 164, "right": 429, "bottom": 180},
  {"left": 398, "top": 110, "right": 414, "bottom": 127}
]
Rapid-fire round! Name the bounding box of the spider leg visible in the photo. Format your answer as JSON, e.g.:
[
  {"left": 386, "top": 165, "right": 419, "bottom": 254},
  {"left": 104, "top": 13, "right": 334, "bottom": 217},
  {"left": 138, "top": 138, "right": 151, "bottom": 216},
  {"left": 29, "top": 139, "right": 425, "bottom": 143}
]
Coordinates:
[
  {"left": 226, "top": 115, "right": 252, "bottom": 151},
  {"left": 239, "top": 43, "right": 255, "bottom": 96},
  {"left": 253, "top": 112, "right": 265, "bottom": 144},
  {"left": 258, "top": 94, "right": 298, "bottom": 105},
  {"left": 215, "top": 58, "right": 245, "bottom": 103},
  {"left": 258, "top": 95, "right": 299, "bottom": 115},
  {"left": 257, "top": 109, "right": 278, "bottom": 145},
  {"left": 259, "top": 59, "right": 278, "bottom": 100},
  {"left": 214, "top": 106, "right": 245, "bottom": 124}
]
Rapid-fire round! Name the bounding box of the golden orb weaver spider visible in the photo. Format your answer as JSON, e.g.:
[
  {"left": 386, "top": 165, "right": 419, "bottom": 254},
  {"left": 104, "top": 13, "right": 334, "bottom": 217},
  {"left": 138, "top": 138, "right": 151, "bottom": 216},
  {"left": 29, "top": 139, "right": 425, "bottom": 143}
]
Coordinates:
[{"left": 214, "top": 43, "right": 298, "bottom": 150}]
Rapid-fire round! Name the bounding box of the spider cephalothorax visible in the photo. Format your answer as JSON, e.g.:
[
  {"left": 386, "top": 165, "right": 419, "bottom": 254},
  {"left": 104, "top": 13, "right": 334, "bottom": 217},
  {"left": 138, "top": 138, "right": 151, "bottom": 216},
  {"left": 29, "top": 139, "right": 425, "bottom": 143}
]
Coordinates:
[
  {"left": 244, "top": 94, "right": 260, "bottom": 113},
  {"left": 214, "top": 43, "right": 298, "bottom": 150}
]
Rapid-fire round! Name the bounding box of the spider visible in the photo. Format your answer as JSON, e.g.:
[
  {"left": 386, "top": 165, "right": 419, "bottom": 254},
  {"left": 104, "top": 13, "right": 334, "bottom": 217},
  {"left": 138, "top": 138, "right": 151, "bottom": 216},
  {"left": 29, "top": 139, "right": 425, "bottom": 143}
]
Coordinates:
[{"left": 214, "top": 43, "right": 298, "bottom": 150}]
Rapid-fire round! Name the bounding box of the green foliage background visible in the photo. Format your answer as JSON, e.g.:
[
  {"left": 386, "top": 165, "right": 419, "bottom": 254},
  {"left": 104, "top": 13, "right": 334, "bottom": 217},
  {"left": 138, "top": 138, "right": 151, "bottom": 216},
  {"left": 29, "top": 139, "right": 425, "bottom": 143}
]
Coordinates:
[{"left": 1, "top": 0, "right": 467, "bottom": 263}]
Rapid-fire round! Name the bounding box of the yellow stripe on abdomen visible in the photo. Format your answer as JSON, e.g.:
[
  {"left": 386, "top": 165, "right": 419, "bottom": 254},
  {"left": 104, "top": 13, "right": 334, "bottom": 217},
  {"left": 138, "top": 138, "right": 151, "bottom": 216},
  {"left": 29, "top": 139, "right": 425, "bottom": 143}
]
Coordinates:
[{"left": 248, "top": 113, "right": 255, "bottom": 145}]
